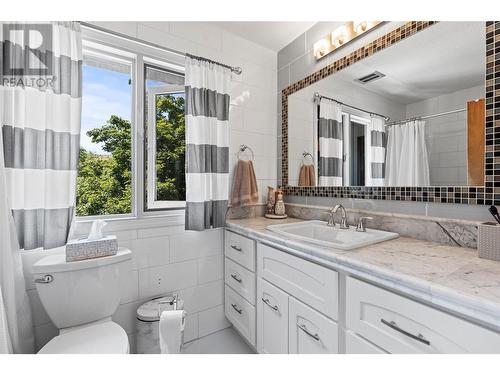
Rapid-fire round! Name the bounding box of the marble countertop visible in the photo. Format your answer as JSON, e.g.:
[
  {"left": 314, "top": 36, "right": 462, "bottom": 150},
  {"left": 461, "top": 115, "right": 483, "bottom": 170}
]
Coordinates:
[{"left": 226, "top": 216, "right": 500, "bottom": 331}]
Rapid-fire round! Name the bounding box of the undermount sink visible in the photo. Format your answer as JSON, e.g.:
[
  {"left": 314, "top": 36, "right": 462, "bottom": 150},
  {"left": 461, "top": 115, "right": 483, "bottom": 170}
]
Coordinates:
[{"left": 266, "top": 220, "right": 399, "bottom": 250}]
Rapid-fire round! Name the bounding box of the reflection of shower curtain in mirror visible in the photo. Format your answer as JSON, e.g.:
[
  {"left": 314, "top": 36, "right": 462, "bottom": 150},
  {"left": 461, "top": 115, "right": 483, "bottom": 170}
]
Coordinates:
[
  {"left": 318, "top": 99, "right": 343, "bottom": 186},
  {"left": 385, "top": 120, "right": 430, "bottom": 186},
  {"left": 367, "top": 115, "right": 387, "bottom": 186}
]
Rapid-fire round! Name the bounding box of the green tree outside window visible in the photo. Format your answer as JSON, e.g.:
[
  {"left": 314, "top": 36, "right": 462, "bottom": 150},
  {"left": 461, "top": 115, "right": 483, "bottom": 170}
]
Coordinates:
[{"left": 76, "top": 95, "right": 185, "bottom": 216}]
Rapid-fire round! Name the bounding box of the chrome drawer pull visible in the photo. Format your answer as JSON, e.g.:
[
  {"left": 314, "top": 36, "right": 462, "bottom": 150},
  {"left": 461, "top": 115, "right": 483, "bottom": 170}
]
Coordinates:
[
  {"left": 230, "top": 273, "right": 242, "bottom": 283},
  {"left": 261, "top": 298, "right": 279, "bottom": 311},
  {"left": 231, "top": 303, "right": 243, "bottom": 315},
  {"left": 297, "top": 323, "right": 320, "bottom": 341},
  {"left": 380, "top": 319, "right": 430, "bottom": 346},
  {"left": 34, "top": 275, "right": 54, "bottom": 284},
  {"left": 230, "top": 245, "right": 242, "bottom": 252}
]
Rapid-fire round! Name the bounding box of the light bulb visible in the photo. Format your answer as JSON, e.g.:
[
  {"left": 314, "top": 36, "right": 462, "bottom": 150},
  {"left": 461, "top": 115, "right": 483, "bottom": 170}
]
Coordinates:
[
  {"left": 331, "top": 25, "right": 348, "bottom": 48},
  {"left": 313, "top": 37, "right": 332, "bottom": 59},
  {"left": 353, "top": 21, "right": 368, "bottom": 34}
]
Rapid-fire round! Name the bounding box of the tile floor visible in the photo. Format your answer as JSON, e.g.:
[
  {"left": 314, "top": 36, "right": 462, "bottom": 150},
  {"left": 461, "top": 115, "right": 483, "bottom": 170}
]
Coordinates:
[{"left": 182, "top": 327, "right": 254, "bottom": 354}]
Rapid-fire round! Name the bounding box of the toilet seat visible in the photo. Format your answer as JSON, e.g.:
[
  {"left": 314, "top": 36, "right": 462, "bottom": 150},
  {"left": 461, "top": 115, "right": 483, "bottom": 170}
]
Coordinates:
[{"left": 38, "top": 321, "right": 129, "bottom": 354}]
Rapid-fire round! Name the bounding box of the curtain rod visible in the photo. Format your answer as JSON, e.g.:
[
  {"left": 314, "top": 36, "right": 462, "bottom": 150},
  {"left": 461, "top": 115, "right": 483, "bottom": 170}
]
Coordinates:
[
  {"left": 80, "top": 22, "right": 243, "bottom": 75},
  {"left": 313, "top": 92, "right": 390, "bottom": 121},
  {"left": 386, "top": 107, "right": 466, "bottom": 127}
]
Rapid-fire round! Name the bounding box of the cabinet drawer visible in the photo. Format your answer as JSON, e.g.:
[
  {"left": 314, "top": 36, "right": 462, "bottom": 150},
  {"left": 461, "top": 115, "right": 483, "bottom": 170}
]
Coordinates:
[
  {"left": 256, "top": 278, "right": 289, "bottom": 354},
  {"left": 346, "top": 277, "right": 500, "bottom": 353},
  {"left": 257, "top": 243, "right": 338, "bottom": 319},
  {"left": 345, "top": 331, "right": 386, "bottom": 354},
  {"left": 225, "top": 257, "right": 256, "bottom": 305},
  {"left": 225, "top": 285, "right": 256, "bottom": 347},
  {"left": 225, "top": 230, "right": 256, "bottom": 271},
  {"left": 288, "top": 296, "right": 338, "bottom": 354}
]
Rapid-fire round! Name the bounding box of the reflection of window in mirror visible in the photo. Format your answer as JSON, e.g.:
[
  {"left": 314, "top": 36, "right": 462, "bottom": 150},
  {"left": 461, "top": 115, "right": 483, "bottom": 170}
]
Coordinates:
[{"left": 348, "top": 118, "right": 367, "bottom": 186}]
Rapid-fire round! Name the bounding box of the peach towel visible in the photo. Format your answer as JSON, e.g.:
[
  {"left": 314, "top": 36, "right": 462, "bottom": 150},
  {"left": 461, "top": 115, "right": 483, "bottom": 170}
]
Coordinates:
[
  {"left": 231, "top": 160, "right": 259, "bottom": 207},
  {"left": 298, "top": 164, "right": 316, "bottom": 186}
]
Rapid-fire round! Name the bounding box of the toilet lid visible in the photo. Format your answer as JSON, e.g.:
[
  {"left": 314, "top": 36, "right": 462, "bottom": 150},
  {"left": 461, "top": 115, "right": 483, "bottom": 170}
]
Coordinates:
[{"left": 38, "top": 321, "right": 129, "bottom": 354}]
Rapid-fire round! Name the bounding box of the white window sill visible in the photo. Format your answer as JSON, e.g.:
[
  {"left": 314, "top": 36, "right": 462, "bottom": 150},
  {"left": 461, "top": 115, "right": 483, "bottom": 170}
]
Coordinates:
[{"left": 73, "top": 210, "right": 185, "bottom": 236}]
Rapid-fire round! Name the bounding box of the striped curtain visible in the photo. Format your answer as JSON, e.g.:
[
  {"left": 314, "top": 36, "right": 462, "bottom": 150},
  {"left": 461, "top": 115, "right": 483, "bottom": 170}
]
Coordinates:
[
  {"left": 1, "top": 22, "right": 82, "bottom": 250},
  {"left": 318, "top": 98, "right": 343, "bottom": 186},
  {"left": 367, "top": 115, "right": 386, "bottom": 186},
  {"left": 184, "top": 56, "right": 231, "bottom": 231}
]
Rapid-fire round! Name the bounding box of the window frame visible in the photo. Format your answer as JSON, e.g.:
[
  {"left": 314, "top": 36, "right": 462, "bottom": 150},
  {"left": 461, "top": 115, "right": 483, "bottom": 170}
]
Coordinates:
[
  {"left": 145, "top": 83, "right": 186, "bottom": 210},
  {"left": 77, "top": 26, "right": 186, "bottom": 222}
]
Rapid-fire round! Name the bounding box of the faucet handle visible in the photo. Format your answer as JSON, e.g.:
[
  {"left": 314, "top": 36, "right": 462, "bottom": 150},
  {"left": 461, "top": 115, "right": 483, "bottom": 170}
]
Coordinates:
[
  {"left": 356, "top": 216, "right": 373, "bottom": 232},
  {"left": 327, "top": 212, "right": 335, "bottom": 227}
]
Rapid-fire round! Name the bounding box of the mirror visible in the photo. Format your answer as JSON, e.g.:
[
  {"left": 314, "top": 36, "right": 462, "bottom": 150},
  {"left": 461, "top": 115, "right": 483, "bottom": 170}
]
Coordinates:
[{"left": 287, "top": 22, "right": 486, "bottom": 188}]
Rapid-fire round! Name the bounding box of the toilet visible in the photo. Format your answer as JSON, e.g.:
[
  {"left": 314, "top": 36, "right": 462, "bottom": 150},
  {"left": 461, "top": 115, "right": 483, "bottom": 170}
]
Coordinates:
[{"left": 32, "top": 248, "right": 132, "bottom": 354}]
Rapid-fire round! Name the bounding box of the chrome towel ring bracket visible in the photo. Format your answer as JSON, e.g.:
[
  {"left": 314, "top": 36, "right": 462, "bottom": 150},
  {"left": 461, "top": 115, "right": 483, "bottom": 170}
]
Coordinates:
[{"left": 237, "top": 144, "right": 254, "bottom": 161}]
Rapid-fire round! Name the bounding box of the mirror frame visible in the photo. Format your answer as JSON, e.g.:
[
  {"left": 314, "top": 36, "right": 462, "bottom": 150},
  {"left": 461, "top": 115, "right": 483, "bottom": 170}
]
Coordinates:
[{"left": 281, "top": 21, "right": 499, "bottom": 206}]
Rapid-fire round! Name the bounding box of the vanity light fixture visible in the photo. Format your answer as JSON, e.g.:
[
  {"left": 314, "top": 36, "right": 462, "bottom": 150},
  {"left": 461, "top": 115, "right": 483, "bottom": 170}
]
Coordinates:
[
  {"left": 313, "top": 37, "right": 333, "bottom": 59},
  {"left": 313, "top": 21, "right": 381, "bottom": 60}
]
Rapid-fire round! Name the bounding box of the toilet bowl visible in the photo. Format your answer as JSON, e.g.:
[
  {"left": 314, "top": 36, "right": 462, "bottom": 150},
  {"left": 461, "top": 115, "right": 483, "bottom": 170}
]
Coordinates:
[
  {"left": 32, "top": 248, "right": 132, "bottom": 354},
  {"left": 38, "top": 321, "right": 129, "bottom": 354}
]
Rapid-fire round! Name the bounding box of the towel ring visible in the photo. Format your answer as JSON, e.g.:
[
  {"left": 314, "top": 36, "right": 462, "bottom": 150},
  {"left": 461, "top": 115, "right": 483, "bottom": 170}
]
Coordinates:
[
  {"left": 238, "top": 144, "right": 254, "bottom": 161},
  {"left": 302, "top": 151, "right": 314, "bottom": 166}
]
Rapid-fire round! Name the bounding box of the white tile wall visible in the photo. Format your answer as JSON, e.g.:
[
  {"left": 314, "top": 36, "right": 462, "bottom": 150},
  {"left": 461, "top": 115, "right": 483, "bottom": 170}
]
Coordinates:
[
  {"left": 23, "top": 21, "right": 278, "bottom": 353},
  {"left": 138, "top": 260, "right": 198, "bottom": 299},
  {"left": 197, "top": 255, "right": 223, "bottom": 284}
]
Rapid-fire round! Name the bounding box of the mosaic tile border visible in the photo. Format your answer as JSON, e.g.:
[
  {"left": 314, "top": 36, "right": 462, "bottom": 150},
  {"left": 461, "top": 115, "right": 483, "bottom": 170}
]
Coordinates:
[{"left": 281, "top": 21, "right": 500, "bottom": 206}]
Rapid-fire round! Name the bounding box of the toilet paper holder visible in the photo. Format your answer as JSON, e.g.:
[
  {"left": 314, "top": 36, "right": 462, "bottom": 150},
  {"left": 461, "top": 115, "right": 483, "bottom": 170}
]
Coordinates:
[
  {"left": 157, "top": 293, "right": 187, "bottom": 323},
  {"left": 158, "top": 293, "right": 179, "bottom": 311}
]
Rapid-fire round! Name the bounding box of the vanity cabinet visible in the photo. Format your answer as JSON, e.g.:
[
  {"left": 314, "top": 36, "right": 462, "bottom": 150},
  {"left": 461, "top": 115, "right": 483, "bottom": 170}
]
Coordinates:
[
  {"left": 288, "top": 296, "right": 338, "bottom": 354},
  {"left": 225, "top": 228, "right": 500, "bottom": 354},
  {"left": 225, "top": 230, "right": 256, "bottom": 271},
  {"left": 224, "top": 230, "right": 257, "bottom": 349},
  {"left": 256, "top": 278, "right": 289, "bottom": 353},
  {"left": 256, "top": 243, "right": 339, "bottom": 354},
  {"left": 346, "top": 276, "right": 500, "bottom": 354},
  {"left": 345, "top": 331, "right": 386, "bottom": 354},
  {"left": 256, "top": 277, "right": 339, "bottom": 354},
  {"left": 257, "top": 243, "right": 339, "bottom": 319},
  {"left": 225, "top": 285, "right": 255, "bottom": 346},
  {"left": 225, "top": 258, "right": 255, "bottom": 305}
]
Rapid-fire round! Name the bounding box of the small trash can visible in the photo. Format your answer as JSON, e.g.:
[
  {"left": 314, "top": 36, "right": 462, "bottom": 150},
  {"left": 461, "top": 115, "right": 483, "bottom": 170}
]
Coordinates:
[{"left": 136, "top": 294, "right": 184, "bottom": 354}]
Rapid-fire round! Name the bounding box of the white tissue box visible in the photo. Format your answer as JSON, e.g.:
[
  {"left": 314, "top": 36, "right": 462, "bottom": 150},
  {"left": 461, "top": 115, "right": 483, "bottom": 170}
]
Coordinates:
[{"left": 65, "top": 235, "right": 118, "bottom": 262}]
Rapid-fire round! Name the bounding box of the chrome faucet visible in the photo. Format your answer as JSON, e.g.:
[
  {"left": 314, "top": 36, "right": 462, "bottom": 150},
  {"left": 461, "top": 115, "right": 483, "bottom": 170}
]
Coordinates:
[
  {"left": 327, "top": 211, "right": 336, "bottom": 227},
  {"left": 356, "top": 216, "right": 373, "bottom": 232},
  {"left": 329, "top": 204, "right": 349, "bottom": 229}
]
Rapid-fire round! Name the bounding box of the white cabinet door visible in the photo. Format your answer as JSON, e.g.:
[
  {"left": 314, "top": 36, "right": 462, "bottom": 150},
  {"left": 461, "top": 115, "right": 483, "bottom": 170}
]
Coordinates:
[
  {"left": 288, "top": 296, "right": 338, "bottom": 354},
  {"left": 256, "top": 278, "right": 289, "bottom": 354},
  {"left": 345, "top": 331, "right": 386, "bottom": 354},
  {"left": 225, "top": 286, "right": 256, "bottom": 347},
  {"left": 224, "top": 257, "right": 256, "bottom": 305},
  {"left": 225, "top": 230, "right": 256, "bottom": 271},
  {"left": 346, "top": 276, "right": 500, "bottom": 353},
  {"left": 257, "top": 243, "right": 338, "bottom": 319}
]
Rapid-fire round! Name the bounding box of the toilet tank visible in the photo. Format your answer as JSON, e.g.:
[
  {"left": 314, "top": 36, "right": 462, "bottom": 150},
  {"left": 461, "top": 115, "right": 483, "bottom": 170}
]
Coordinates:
[{"left": 33, "top": 248, "right": 132, "bottom": 329}]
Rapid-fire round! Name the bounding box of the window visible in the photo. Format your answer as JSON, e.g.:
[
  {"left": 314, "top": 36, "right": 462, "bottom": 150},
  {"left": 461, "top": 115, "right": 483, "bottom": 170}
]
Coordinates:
[
  {"left": 76, "top": 29, "right": 186, "bottom": 219},
  {"left": 77, "top": 50, "right": 133, "bottom": 217},
  {"left": 145, "top": 65, "right": 186, "bottom": 210}
]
